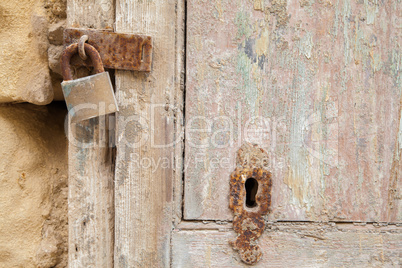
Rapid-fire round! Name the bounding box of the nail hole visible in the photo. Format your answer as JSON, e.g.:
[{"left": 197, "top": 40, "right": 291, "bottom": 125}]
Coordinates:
[{"left": 245, "top": 178, "right": 258, "bottom": 208}]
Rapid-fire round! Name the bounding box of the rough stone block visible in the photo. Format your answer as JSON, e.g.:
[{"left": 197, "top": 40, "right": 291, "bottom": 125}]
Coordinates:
[
  {"left": 0, "top": 1, "right": 53, "bottom": 105},
  {"left": 48, "top": 21, "right": 65, "bottom": 45},
  {"left": 0, "top": 103, "right": 67, "bottom": 267}
]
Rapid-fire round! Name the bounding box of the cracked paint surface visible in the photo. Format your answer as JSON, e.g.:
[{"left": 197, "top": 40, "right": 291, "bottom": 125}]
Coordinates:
[{"left": 185, "top": 0, "right": 401, "bottom": 222}]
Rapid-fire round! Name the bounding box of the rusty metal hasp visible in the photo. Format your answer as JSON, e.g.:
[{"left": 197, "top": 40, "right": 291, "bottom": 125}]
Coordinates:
[
  {"left": 64, "top": 28, "right": 152, "bottom": 72},
  {"left": 229, "top": 144, "right": 272, "bottom": 265},
  {"left": 60, "top": 43, "right": 118, "bottom": 123}
]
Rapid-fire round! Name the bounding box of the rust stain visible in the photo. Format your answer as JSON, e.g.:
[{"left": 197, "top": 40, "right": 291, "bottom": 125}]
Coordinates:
[
  {"left": 236, "top": 143, "right": 270, "bottom": 169},
  {"left": 63, "top": 28, "right": 153, "bottom": 72},
  {"left": 229, "top": 144, "right": 272, "bottom": 265}
]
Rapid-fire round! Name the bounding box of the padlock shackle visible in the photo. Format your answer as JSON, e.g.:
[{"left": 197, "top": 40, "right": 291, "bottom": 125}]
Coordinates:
[{"left": 61, "top": 43, "right": 105, "bottom": 81}]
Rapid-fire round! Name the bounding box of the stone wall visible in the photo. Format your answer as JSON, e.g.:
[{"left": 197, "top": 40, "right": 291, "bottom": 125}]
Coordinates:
[
  {"left": 0, "top": 0, "right": 66, "bottom": 104},
  {"left": 0, "top": 0, "right": 68, "bottom": 267},
  {"left": 0, "top": 104, "right": 68, "bottom": 267}
]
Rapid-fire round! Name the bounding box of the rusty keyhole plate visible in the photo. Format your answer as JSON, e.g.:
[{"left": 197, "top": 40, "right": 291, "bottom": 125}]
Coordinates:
[{"left": 229, "top": 145, "right": 272, "bottom": 265}]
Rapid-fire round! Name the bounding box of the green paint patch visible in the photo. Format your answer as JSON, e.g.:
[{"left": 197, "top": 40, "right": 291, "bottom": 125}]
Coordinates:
[
  {"left": 342, "top": 0, "right": 351, "bottom": 66},
  {"left": 236, "top": 50, "right": 258, "bottom": 116},
  {"left": 297, "top": 31, "right": 314, "bottom": 59},
  {"left": 331, "top": 0, "right": 340, "bottom": 38},
  {"left": 234, "top": 11, "right": 252, "bottom": 39},
  {"left": 364, "top": 0, "right": 379, "bottom": 25},
  {"left": 389, "top": 49, "right": 402, "bottom": 90},
  {"left": 285, "top": 60, "right": 314, "bottom": 210}
]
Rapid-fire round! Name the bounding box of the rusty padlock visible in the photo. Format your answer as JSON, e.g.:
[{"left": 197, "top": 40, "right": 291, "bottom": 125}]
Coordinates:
[{"left": 60, "top": 42, "right": 118, "bottom": 123}]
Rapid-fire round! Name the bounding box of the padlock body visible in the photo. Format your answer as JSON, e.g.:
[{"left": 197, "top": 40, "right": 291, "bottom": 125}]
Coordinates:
[{"left": 61, "top": 72, "right": 118, "bottom": 123}]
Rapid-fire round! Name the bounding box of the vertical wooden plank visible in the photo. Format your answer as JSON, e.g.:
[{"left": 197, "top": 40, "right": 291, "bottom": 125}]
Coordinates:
[
  {"left": 67, "top": 1, "right": 115, "bottom": 267},
  {"left": 114, "top": 0, "right": 181, "bottom": 266},
  {"left": 67, "top": 0, "right": 115, "bottom": 30},
  {"left": 174, "top": 0, "right": 186, "bottom": 225},
  {"left": 184, "top": 0, "right": 402, "bottom": 222},
  {"left": 389, "top": 96, "right": 402, "bottom": 221}
]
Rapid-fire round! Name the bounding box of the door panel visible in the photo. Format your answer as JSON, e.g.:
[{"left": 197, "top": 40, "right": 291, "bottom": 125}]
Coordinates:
[
  {"left": 172, "top": 223, "right": 402, "bottom": 267},
  {"left": 184, "top": 0, "right": 401, "bottom": 222}
]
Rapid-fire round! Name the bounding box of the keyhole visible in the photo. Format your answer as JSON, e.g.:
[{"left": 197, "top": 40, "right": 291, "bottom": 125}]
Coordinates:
[{"left": 245, "top": 178, "right": 258, "bottom": 208}]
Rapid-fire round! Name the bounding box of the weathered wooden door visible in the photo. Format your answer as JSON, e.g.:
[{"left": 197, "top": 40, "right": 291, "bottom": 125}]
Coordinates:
[
  {"left": 172, "top": 0, "right": 401, "bottom": 266},
  {"left": 67, "top": 0, "right": 401, "bottom": 267}
]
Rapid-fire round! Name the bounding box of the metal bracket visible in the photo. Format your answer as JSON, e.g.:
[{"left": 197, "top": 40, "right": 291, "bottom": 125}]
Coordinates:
[
  {"left": 229, "top": 144, "right": 272, "bottom": 265},
  {"left": 64, "top": 28, "right": 153, "bottom": 72}
]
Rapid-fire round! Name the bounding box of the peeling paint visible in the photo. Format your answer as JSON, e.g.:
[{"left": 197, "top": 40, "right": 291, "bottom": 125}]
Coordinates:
[
  {"left": 234, "top": 11, "right": 252, "bottom": 39},
  {"left": 237, "top": 50, "right": 258, "bottom": 117},
  {"left": 185, "top": 0, "right": 402, "bottom": 222},
  {"left": 297, "top": 31, "right": 314, "bottom": 59},
  {"left": 364, "top": 0, "right": 379, "bottom": 25},
  {"left": 269, "top": 0, "right": 290, "bottom": 28},
  {"left": 342, "top": 0, "right": 351, "bottom": 66},
  {"left": 254, "top": 0, "right": 264, "bottom": 11},
  {"left": 255, "top": 28, "right": 269, "bottom": 57}
]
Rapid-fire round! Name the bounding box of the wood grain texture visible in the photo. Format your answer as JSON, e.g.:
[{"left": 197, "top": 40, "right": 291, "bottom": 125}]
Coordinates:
[
  {"left": 67, "top": 0, "right": 115, "bottom": 30},
  {"left": 172, "top": 223, "right": 402, "bottom": 267},
  {"left": 67, "top": 1, "right": 115, "bottom": 267},
  {"left": 114, "top": 0, "right": 182, "bottom": 266},
  {"left": 173, "top": 0, "right": 186, "bottom": 227},
  {"left": 184, "top": 0, "right": 402, "bottom": 222}
]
